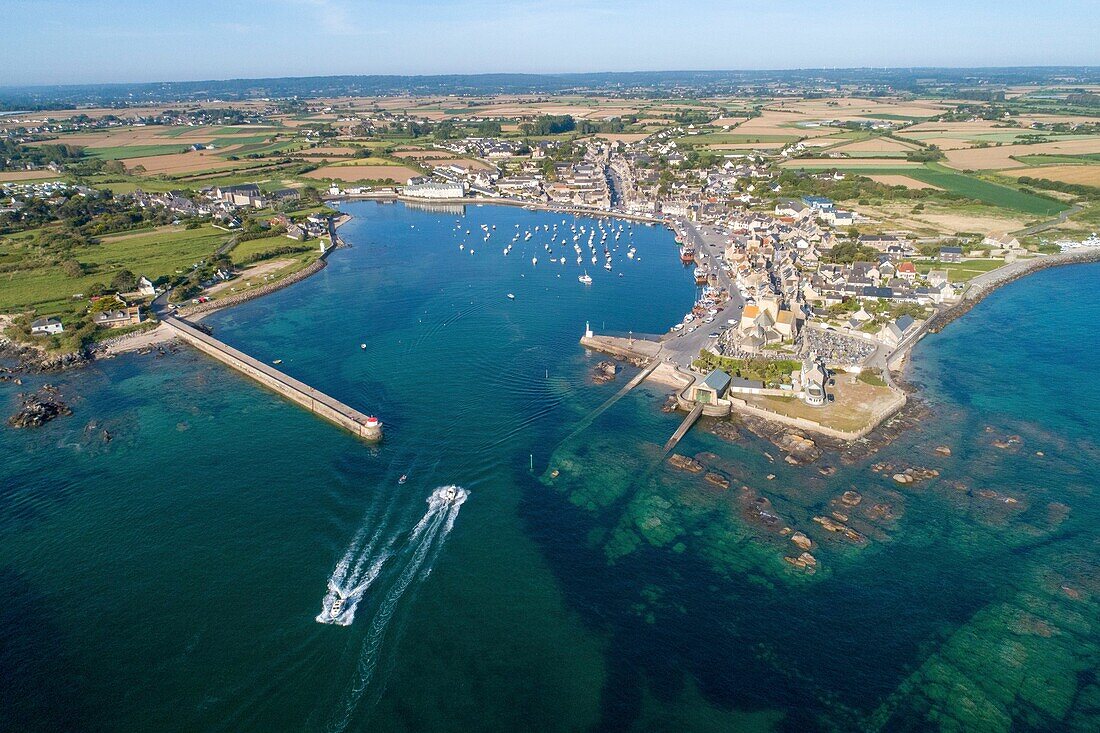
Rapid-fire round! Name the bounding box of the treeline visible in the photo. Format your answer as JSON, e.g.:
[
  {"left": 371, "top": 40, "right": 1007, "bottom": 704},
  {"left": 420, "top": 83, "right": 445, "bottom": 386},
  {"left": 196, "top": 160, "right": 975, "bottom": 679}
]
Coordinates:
[
  {"left": 1017, "top": 176, "right": 1100, "bottom": 198},
  {"left": 0, "top": 139, "right": 84, "bottom": 171},
  {"left": 519, "top": 115, "right": 576, "bottom": 136}
]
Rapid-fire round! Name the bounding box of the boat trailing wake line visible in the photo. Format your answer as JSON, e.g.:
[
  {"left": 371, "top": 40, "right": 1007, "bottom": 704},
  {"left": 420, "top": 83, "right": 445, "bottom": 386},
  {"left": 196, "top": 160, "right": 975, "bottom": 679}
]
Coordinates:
[
  {"left": 317, "top": 476, "right": 412, "bottom": 627},
  {"left": 325, "top": 486, "right": 468, "bottom": 733}
]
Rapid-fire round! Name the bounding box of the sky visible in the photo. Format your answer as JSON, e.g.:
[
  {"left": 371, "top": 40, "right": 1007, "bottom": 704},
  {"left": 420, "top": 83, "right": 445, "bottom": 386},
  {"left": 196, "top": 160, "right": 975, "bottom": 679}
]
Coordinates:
[{"left": 1, "top": 0, "right": 1097, "bottom": 86}]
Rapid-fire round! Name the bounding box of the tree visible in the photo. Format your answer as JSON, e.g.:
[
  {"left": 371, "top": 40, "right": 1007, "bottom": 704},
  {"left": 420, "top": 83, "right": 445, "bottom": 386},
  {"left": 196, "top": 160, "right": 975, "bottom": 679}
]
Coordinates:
[
  {"left": 110, "top": 269, "right": 137, "bottom": 292},
  {"left": 61, "top": 258, "right": 85, "bottom": 278}
]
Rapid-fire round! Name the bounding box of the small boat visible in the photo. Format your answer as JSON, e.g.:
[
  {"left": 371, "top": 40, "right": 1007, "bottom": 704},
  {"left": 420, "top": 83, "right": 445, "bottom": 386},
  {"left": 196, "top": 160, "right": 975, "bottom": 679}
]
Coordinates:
[
  {"left": 398, "top": 474, "right": 408, "bottom": 485},
  {"left": 360, "top": 343, "right": 366, "bottom": 349},
  {"left": 441, "top": 486, "right": 460, "bottom": 503},
  {"left": 579, "top": 271, "right": 593, "bottom": 285},
  {"left": 330, "top": 597, "right": 344, "bottom": 617},
  {"left": 507, "top": 293, "right": 515, "bottom": 300},
  {"left": 272, "top": 359, "right": 282, "bottom": 365},
  {"left": 532, "top": 257, "right": 538, "bottom": 265}
]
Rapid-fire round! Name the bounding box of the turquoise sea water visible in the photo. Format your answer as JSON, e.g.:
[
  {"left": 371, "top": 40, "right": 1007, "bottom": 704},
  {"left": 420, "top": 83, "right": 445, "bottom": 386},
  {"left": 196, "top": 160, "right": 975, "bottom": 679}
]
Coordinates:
[{"left": 1, "top": 202, "right": 1097, "bottom": 732}]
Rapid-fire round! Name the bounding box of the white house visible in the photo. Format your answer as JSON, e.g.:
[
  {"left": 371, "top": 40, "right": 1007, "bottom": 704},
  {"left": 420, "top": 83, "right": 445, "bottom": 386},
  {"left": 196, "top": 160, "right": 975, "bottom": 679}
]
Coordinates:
[
  {"left": 137, "top": 276, "right": 156, "bottom": 297},
  {"left": 30, "top": 317, "right": 64, "bottom": 335}
]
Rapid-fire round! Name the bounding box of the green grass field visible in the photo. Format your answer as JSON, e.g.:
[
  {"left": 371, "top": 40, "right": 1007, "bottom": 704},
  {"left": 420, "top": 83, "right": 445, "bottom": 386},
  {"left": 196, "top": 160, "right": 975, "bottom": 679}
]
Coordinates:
[
  {"left": 913, "top": 165, "right": 1067, "bottom": 216},
  {"left": 85, "top": 145, "right": 189, "bottom": 160},
  {"left": 0, "top": 225, "right": 230, "bottom": 314},
  {"left": 1014, "top": 154, "right": 1100, "bottom": 166},
  {"left": 785, "top": 162, "right": 1066, "bottom": 217},
  {"left": 229, "top": 234, "right": 308, "bottom": 262},
  {"left": 913, "top": 258, "right": 1008, "bottom": 281}
]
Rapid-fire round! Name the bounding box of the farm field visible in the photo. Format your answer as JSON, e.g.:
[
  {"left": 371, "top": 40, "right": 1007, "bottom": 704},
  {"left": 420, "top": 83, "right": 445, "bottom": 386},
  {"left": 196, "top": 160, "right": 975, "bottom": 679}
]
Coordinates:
[
  {"left": 1009, "top": 165, "right": 1100, "bottom": 186},
  {"left": 121, "top": 150, "right": 246, "bottom": 175},
  {"left": 0, "top": 170, "right": 63, "bottom": 182},
  {"left": 0, "top": 224, "right": 229, "bottom": 314},
  {"left": 302, "top": 164, "right": 420, "bottom": 182},
  {"left": 781, "top": 159, "right": 922, "bottom": 169},
  {"left": 826, "top": 137, "right": 921, "bottom": 154},
  {"left": 865, "top": 174, "right": 943, "bottom": 190},
  {"left": 942, "top": 137, "right": 1100, "bottom": 170}
]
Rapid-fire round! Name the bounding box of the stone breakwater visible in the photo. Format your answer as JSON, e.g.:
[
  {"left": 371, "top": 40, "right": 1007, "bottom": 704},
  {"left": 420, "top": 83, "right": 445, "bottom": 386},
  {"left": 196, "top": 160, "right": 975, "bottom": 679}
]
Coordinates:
[
  {"left": 926, "top": 248, "right": 1100, "bottom": 335},
  {"left": 178, "top": 259, "right": 327, "bottom": 318}
]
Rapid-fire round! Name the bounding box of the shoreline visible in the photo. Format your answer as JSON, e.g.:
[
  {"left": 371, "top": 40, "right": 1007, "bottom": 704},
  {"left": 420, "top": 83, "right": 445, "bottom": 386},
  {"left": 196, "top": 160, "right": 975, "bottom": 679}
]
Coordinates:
[{"left": 584, "top": 247, "right": 1100, "bottom": 446}]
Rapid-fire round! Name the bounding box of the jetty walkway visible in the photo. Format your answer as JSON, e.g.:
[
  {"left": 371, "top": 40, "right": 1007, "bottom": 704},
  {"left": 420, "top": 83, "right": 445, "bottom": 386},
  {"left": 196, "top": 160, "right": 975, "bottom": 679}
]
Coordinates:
[{"left": 162, "top": 316, "right": 382, "bottom": 442}]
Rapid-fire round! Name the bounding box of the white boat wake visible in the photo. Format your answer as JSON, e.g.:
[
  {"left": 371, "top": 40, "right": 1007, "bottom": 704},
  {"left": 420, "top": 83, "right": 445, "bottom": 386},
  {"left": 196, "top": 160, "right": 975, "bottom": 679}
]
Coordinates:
[{"left": 325, "top": 485, "right": 468, "bottom": 733}]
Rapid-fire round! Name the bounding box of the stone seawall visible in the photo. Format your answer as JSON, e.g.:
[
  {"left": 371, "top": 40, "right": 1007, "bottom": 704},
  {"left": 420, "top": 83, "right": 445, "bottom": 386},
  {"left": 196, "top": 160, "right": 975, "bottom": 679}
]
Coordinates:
[
  {"left": 177, "top": 259, "right": 328, "bottom": 319},
  {"left": 926, "top": 248, "right": 1100, "bottom": 335},
  {"left": 163, "top": 316, "right": 382, "bottom": 442}
]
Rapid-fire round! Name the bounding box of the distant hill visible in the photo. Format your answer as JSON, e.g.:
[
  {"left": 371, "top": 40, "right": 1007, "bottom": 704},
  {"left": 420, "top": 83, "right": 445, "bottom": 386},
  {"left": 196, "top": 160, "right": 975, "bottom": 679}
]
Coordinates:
[{"left": 2, "top": 67, "right": 1100, "bottom": 109}]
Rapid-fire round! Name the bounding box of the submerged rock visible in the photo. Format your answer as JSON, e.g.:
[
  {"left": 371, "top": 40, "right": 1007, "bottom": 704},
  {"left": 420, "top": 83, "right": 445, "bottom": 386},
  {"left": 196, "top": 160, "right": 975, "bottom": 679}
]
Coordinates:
[
  {"left": 667, "top": 454, "right": 704, "bottom": 473},
  {"left": 8, "top": 389, "right": 72, "bottom": 428},
  {"left": 710, "top": 420, "right": 742, "bottom": 443},
  {"left": 790, "top": 531, "right": 813, "bottom": 550},
  {"left": 592, "top": 360, "right": 618, "bottom": 384},
  {"left": 784, "top": 552, "right": 818, "bottom": 573},
  {"left": 704, "top": 472, "right": 730, "bottom": 490},
  {"left": 935, "top": 445, "right": 952, "bottom": 456}
]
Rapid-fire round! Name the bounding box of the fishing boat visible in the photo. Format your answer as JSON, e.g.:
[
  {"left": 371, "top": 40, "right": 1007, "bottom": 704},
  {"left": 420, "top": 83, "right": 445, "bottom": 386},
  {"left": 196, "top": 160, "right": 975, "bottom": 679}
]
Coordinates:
[
  {"left": 680, "top": 246, "right": 695, "bottom": 264},
  {"left": 578, "top": 271, "right": 593, "bottom": 285},
  {"left": 531, "top": 256, "right": 538, "bottom": 265}
]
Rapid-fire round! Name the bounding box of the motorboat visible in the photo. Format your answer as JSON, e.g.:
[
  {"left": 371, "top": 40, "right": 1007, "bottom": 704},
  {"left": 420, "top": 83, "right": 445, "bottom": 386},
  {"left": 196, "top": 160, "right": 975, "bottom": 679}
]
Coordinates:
[
  {"left": 272, "top": 359, "right": 282, "bottom": 365},
  {"left": 441, "top": 486, "right": 460, "bottom": 503},
  {"left": 507, "top": 293, "right": 515, "bottom": 300},
  {"left": 330, "top": 596, "right": 344, "bottom": 617},
  {"left": 398, "top": 474, "right": 408, "bottom": 484}
]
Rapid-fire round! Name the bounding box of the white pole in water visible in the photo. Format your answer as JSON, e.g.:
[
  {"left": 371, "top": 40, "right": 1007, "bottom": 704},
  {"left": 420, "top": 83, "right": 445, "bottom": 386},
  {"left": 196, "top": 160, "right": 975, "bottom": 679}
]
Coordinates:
[{"left": 530, "top": 454, "right": 534, "bottom": 472}]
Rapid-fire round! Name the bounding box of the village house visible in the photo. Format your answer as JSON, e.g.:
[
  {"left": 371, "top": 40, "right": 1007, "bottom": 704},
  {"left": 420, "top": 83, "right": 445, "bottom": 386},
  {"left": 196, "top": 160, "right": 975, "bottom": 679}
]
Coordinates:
[
  {"left": 30, "top": 317, "right": 64, "bottom": 335},
  {"left": 94, "top": 306, "right": 143, "bottom": 329},
  {"left": 939, "top": 246, "right": 963, "bottom": 263}
]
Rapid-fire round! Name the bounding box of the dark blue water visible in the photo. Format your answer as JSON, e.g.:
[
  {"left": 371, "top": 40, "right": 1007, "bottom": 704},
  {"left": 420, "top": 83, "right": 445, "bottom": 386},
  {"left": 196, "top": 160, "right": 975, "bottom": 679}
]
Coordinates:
[{"left": 1, "top": 203, "right": 1096, "bottom": 732}]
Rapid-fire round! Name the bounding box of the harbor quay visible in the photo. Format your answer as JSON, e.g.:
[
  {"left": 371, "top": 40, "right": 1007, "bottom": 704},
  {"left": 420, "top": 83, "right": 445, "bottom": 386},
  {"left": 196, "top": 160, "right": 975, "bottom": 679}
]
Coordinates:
[{"left": 162, "top": 316, "right": 383, "bottom": 442}]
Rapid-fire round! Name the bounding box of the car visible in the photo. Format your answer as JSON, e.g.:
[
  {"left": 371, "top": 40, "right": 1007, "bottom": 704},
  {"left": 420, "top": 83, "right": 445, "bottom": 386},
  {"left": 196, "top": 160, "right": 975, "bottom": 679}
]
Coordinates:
[
  {"left": 727, "top": 318, "right": 737, "bottom": 325},
  {"left": 703, "top": 316, "right": 714, "bottom": 323},
  {"left": 683, "top": 314, "right": 695, "bottom": 323},
  {"left": 687, "top": 326, "right": 697, "bottom": 333},
  {"left": 671, "top": 323, "right": 684, "bottom": 331},
  {"left": 708, "top": 308, "right": 718, "bottom": 315},
  {"left": 708, "top": 332, "right": 720, "bottom": 338}
]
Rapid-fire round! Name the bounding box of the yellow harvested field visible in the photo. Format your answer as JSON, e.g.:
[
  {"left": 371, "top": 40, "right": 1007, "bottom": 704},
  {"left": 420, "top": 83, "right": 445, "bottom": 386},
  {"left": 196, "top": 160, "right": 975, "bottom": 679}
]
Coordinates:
[
  {"left": 866, "top": 174, "right": 943, "bottom": 190},
  {"left": 299, "top": 146, "right": 358, "bottom": 156},
  {"left": 780, "top": 158, "right": 921, "bottom": 168},
  {"left": 0, "top": 170, "right": 62, "bottom": 182},
  {"left": 734, "top": 110, "right": 836, "bottom": 138},
  {"left": 424, "top": 158, "right": 493, "bottom": 170},
  {"left": 706, "top": 141, "right": 787, "bottom": 150},
  {"left": 944, "top": 137, "right": 1100, "bottom": 170},
  {"left": 829, "top": 137, "right": 919, "bottom": 153},
  {"left": 711, "top": 117, "right": 748, "bottom": 127},
  {"left": 393, "top": 150, "right": 445, "bottom": 159},
  {"left": 122, "top": 149, "right": 244, "bottom": 174},
  {"left": 1012, "top": 165, "right": 1100, "bottom": 186},
  {"left": 303, "top": 165, "right": 420, "bottom": 182}
]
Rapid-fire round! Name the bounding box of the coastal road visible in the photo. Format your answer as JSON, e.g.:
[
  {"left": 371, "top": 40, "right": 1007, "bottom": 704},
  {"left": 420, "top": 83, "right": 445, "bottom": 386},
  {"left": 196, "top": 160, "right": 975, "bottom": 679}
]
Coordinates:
[{"left": 659, "top": 219, "right": 744, "bottom": 367}]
